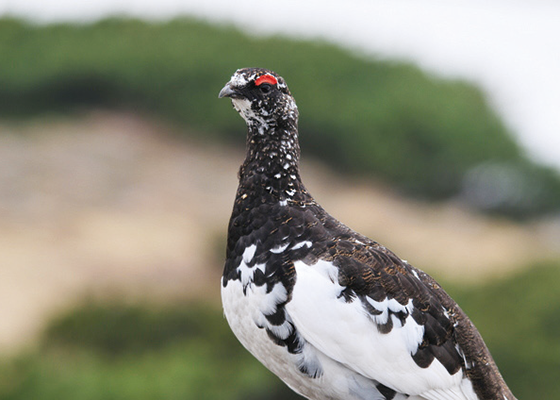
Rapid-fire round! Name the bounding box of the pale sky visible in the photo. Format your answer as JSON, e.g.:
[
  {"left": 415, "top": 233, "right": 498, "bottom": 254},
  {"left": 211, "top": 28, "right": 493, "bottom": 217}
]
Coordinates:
[{"left": 2, "top": 0, "right": 560, "bottom": 170}]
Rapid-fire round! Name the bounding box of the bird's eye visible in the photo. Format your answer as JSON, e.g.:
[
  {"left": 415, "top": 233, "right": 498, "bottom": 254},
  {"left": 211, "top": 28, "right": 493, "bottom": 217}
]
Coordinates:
[{"left": 259, "top": 83, "right": 272, "bottom": 94}]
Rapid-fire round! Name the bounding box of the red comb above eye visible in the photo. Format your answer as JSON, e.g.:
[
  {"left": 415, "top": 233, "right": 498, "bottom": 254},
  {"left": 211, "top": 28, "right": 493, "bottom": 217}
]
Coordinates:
[{"left": 255, "top": 74, "right": 278, "bottom": 86}]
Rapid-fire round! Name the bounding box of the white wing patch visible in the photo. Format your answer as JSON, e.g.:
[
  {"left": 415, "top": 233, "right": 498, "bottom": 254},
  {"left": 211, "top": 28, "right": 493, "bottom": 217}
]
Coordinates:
[
  {"left": 364, "top": 297, "right": 423, "bottom": 354},
  {"left": 237, "top": 261, "right": 265, "bottom": 289},
  {"left": 236, "top": 245, "right": 267, "bottom": 289},
  {"left": 228, "top": 247, "right": 477, "bottom": 399},
  {"left": 292, "top": 241, "right": 312, "bottom": 250},
  {"left": 242, "top": 244, "right": 257, "bottom": 264},
  {"left": 270, "top": 243, "right": 290, "bottom": 254},
  {"left": 286, "top": 259, "right": 476, "bottom": 399},
  {"left": 222, "top": 276, "right": 399, "bottom": 400}
]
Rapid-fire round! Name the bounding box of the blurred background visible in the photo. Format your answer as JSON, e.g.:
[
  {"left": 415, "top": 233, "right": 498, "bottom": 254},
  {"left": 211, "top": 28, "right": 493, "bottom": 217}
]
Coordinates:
[{"left": 0, "top": 1, "right": 559, "bottom": 399}]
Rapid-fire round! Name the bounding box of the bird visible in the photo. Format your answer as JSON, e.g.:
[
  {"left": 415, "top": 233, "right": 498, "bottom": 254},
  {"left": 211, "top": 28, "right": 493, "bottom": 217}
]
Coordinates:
[{"left": 219, "top": 67, "right": 517, "bottom": 400}]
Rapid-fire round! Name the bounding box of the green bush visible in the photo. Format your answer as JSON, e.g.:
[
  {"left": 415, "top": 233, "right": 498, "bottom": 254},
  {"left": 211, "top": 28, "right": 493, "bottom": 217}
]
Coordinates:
[
  {"left": 1, "top": 17, "right": 559, "bottom": 216},
  {"left": 0, "top": 303, "right": 303, "bottom": 400},
  {"left": 448, "top": 262, "right": 560, "bottom": 399}
]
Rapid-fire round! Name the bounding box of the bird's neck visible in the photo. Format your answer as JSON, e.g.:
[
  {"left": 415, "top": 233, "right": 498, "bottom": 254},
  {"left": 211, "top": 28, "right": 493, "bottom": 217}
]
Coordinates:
[{"left": 237, "top": 121, "right": 308, "bottom": 205}]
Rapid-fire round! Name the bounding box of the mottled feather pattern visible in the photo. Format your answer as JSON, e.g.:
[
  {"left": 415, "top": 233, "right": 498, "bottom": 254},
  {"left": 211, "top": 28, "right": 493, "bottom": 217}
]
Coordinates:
[{"left": 220, "top": 68, "right": 516, "bottom": 400}]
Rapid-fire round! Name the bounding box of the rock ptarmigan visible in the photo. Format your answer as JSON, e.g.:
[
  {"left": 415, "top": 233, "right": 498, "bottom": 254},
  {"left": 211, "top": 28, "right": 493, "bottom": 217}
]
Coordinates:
[{"left": 219, "top": 67, "right": 517, "bottom": 400}]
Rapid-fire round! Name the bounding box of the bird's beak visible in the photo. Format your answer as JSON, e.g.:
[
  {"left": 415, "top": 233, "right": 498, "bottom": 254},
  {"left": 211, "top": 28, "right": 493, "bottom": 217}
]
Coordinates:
[{"left": 218, "top": 82, "right": 239, "bottom": 99}]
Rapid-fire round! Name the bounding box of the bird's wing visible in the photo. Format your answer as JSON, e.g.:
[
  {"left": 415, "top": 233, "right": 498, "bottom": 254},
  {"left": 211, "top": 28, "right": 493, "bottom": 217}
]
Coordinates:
[{"left": 285, "top": 245, "right": 479, "bottom": 400}]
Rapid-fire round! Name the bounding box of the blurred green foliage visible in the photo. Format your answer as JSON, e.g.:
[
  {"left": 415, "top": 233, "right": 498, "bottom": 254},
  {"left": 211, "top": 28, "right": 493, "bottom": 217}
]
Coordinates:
[
  {"left": 0, "top": 263, "right": 558, "bottom": 400},
  {"left": 0, "top": 303, "right": 303, "bottom": 400},
  {"left": 1, "top": 17, "right": 559, "bottom": 217},
  {"left": 449, "top": 262, "right": 560, "bottom": 399}
]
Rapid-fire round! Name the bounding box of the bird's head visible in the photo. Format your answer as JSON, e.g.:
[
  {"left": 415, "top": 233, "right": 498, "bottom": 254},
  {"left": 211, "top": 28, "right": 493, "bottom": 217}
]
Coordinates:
[{"left": 219, "top": 68, "right": 298, "bottom": 133}]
